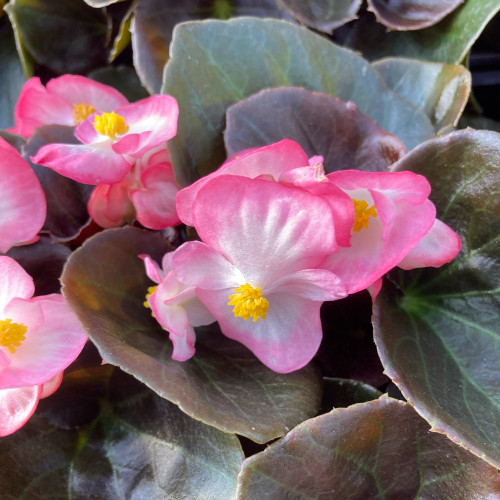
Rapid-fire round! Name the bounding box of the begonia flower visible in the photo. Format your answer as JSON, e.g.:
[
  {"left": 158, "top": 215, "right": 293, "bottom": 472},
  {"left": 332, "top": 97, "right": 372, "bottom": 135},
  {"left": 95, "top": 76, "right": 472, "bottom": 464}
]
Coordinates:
[
  {"left": 140, "top": 253, "right": 214, "bottom": 361},
  {"left": 31, "top": 95, "right": 179, "bottom": 185},
  {"left": 9, "top": 75, "right": 129, "bottom": 139},
  {"left": 0, "top": 256, "right": 87, "bottom": 435},
  {"left": 321, "top": 170, "right": 461, "bottom": 294},
  {"left": 171, "top": 175, "right": 347, "bottom": 373},
  {"left": 89, "top": 146, "right": 180, "bottom": 229},
  {"left": 0, "top": 137, "right": 46, "bottom": 253},
  {"left": 176, "top": 140, "right": 354, "bottom": 245}
]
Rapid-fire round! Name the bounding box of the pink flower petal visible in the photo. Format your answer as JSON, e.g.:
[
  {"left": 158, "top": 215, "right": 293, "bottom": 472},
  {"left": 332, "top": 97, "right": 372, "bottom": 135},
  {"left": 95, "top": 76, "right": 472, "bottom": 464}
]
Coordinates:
[
  {"left": 88, "top": 181, "right": 135, "bottom": 228},
  {"left": 0, "top": 138, "right": 46, "bottom": 253},
  {"left": 172, "top": 241, "right": 244, "bottom": 290},
  {"left": 398, "top": 218, "right": 462, "bottom": 270},
  {"left": 139, "top": 254, "right": 166, "bottom": 284},
  {"left": 130, "top": 163, "right": 180, "bottom": 229},
  {"left": 197, "top": 288, "right": 324, "bottom": 373},
  {"left": 0, "top": 295, "right": 87, "bottom": 389},
  {"left": 176, "top": 139, "right": 309, "bottom": 226},
  {"left": 192, "top": 176, "right": 337, "bottom": 287},
  {"left": 0, "top": 256, "right": 35, "bottom": 314},
  {"left": 46, "top": 74, "right": 128, "bottom": 112},
  {"left": 32, "top": 142, "right": 132, "bottom": 184},
  {"left": 0, "top": 384, "right": 42, "bottom": 436},
  {"left": 39, "top": 370, "right": 64, "bottom": 399}
]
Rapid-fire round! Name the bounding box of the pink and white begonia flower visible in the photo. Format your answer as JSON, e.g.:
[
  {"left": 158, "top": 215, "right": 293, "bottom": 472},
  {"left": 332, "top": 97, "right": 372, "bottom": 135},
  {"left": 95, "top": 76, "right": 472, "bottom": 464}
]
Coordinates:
[
  {"left": 89, "top": 146, "right": 180, "bottom": 229},
  {"left": 0, "top": 137, "right": 46, "bottom": 253},
  {"left": 176, "top": 139, "right": 354, "bottom": 246},
  {"left": 0, "top": 256, "right": 87, "bottom": 436},
  {"left": 31, "top": 94, "right": 179, "bottom": 185},
  {"left": 171, "top": 175, "right": 347, "bottom": 373},
  {"left": 9, "top": 75, "right": 129, "bottom": 139},
  {"left": 321, "top": 170, "right": 461, "bottom": 294},
  {"left": 140, "top": 253, "right": 214, "bottom": 361}
]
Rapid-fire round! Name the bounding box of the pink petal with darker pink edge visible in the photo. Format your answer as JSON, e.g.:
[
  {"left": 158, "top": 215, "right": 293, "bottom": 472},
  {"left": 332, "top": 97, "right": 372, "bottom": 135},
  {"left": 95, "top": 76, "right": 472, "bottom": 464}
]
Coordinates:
[
  {"left": 176, "top": 139, "right": 309, "bottom": 226},
  {"left": 0, "top": 138, "right": 46, "bottom": 253},
  {"left": 88, "top": 181, "right": 135, "bottom": 228},
  {"left": 398, "top": 218, "right": 462, "bottom": 270},
  {"left": 0, "top": 256, "right": 35, "bottom": 312},
  {"left": 0, "top": 384, "right": 42, "bottom": 436}
]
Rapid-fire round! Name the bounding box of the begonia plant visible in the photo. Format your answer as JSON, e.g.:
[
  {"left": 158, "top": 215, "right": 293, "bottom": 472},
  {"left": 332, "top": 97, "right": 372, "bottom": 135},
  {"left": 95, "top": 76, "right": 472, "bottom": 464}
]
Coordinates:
[{"left": 0, "top": 0, "right": 499, "bottom": 497}]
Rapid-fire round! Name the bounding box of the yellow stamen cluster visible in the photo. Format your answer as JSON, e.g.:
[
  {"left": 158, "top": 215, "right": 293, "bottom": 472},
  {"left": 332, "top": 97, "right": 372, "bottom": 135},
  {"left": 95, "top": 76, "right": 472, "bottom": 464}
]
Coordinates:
[
  {"left": 352, "top": 199, "right": 377, "bottom": 232},
  {"left": 143, "top": 286, "right": 157, "bottom": 309},
  {"left": 0, "top": 318, "right": 28, "bottom": 354},
  {"left": 73, "top": 103, "right": 95, "bottom": 124},
  {"left": 93, "top": 112, "right": 129, "bottom": 139},
  {"left": 228, "top": 283, "right": 269, "bottom": 322}
]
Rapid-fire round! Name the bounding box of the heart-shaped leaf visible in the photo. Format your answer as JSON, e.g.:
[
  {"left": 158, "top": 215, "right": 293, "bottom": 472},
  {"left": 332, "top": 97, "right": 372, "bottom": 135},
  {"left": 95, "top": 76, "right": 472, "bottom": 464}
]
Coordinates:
[
  {"left": 25, "top": 125, "right": 93, "bottom": 241},
  {"left": 162, "top": 18, "right": 433, "bottom": 187},
  {"left": 237, "top": 397, "right": 500, "bottom": 499},
  {"left": 372, "top": 58, "right": 471, "bottom": 131},
  {"left": 275, "top": 0, "right": 362, "bottom": 33},
  {"left": 61, "top": 226, "right": 323, "bottom": 443},
  {"left": 0, "top": 366, "right": 244, "bottom": 499},
  {"left": 131, "top": 0, "right": 294, "bottom": 94},
  {"left": 346, "top": 0, "right": 500, "bottom": 64},
  {"left": 373, "top": 129, "right": 500, "bottom": 467},
  {"left": 367, "top": 0, "right": 464, "bottom": 31},
  {"left": 6, "top": 0, "right": 111, "bottom": 74},
  {"left": 225, "top": 87, "right": 407, "bottom": 173}
]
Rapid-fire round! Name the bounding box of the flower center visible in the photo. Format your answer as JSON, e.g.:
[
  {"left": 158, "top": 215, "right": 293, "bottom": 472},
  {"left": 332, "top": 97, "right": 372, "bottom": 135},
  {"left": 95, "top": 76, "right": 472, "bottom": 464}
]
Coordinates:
[
  {"left": 73, "top": 103, "right": 95, "bottom": 124},
  {"left": 0, "top": 318, "right": 27, "bottom": 354},
  {"left": 93, "top": 112, "right": 129, "bottom": 139},
  {"left": 228, "top": 283, "right": 269, "bottom": 322},
  {"left": 352, "top": 198, "right": 377, "bottom": 232}
]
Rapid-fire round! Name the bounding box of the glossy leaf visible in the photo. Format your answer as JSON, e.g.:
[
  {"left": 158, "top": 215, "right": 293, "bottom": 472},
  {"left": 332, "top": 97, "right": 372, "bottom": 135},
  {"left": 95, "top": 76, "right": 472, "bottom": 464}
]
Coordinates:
[
  {"left": 346, "top": 0, "right": 500, "bottom": 64},
  {"left": 61, "top": 227, "right": 323, "bottom": 443},
  {"left": 131, "top": 0, "right": 293, "bottom": 94},
  {"left": 7, "top": 0, "right": 111, "bottom": 74},
  {"left": 108, "top": 0, "right": 136, "bottom": 63},
  {"left": 225, "top": 87, "right": 407, "bottom": 173},
  {"left": 6, "top": 237, "right": 71, "bottom": 295},
  {"left": 163, "top": 18, "right": 433, "bottom": 187},
  {"left": 25, "top": 125, "right": 93, "bottom": 241},
  {"left": 373, "top": 57, "right": 471, "bottom": 131},
  {"left": 0, "top": 366, "right": 243, "bottom": 499},
  {"left": 367, "top": 0, "right": 464, "bottom": 31},
  {"left": 374, "top": 129, "right": 500, "bottom": 467},
  {"left": 0, "top": 21, "right": 26, "bottom": 129},
  {"left": 275, "top": 0, "right": 362, "bottom": 33},
  {"left": 321, "top": 377, "right": 382, "bottom": 412},
  {"left": 237, "top": 397, "right": 500, "bottom": 499}
]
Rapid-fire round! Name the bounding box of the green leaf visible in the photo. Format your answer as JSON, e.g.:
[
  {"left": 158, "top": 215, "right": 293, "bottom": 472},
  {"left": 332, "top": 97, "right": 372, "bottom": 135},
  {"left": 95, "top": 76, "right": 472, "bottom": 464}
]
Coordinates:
[
  {"left": 25, "top": 125, "right": 93, "bottom": 241},
  {"left": 373, "top": 129, "right": 500, "bottom": 467},
  {"left": 275, "top": 0, "right": 362, "bottom": 33},
  {"left": 6, "top": 236, "right": 70, "bottom": 295},
  {"left": 163, "top": 18, "right": 433, "bottom": 187},
  {"left": 367, "top": 0, "right": 464, "bottom": 31},
  {"left": 346, "top": 0, "right": 500, "bottom": 64},
  {"left": 372, "top": 58, "right": 471, "bottom": 132},
  {"left": 321, "top": 377, "right": 382, "bottom": 412},
  {"left": 107, "top": 0, "right": 136, "bottom": 63},
  {"left": 0, "top": 366, "right": 243, "bottom": 499},
  {"left": 237, "top": 397, "right": 500, "bottom": 499},
  {"left": 131, "top": 0, "right": 293, "bottom": 95},
  {"left": 61, "top": 226, "right": 323, "bottom": 443},
  {"left": 0, "top": 20, "right": 26, "bottom": 129},
  {"left": 6, "top": 0, "right": 111, "bottom": 74},
  {"left": 225, "top": 87, "right": 407, "bottom": 173}
]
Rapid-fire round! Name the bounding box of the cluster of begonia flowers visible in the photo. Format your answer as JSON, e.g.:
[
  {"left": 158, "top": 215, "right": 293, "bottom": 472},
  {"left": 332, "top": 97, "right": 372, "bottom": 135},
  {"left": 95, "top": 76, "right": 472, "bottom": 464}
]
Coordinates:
[{"left": 1, "top": 75, "right": 462, "bottom": 435}]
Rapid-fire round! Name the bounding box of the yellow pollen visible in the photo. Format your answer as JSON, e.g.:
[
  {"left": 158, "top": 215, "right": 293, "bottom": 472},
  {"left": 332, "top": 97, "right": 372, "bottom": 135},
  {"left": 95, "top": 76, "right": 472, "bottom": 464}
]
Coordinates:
[
  {"left": 143, "top": 286, "right": 157, "bottom": 310},
  {"left": 352, "top": 198, "right": 377, "bottom": 232},
  {"left": 93, "top": 112, "right": 129, "bottom": 139},
  {"left": 73, "top": 103, "right": 95, "bottom": 124},
  {"left": 0, "top": 319, "right": 28, "bottom": 354},
  {"left": 228, "top": 283, "right": 269, "bottom": 322}
]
